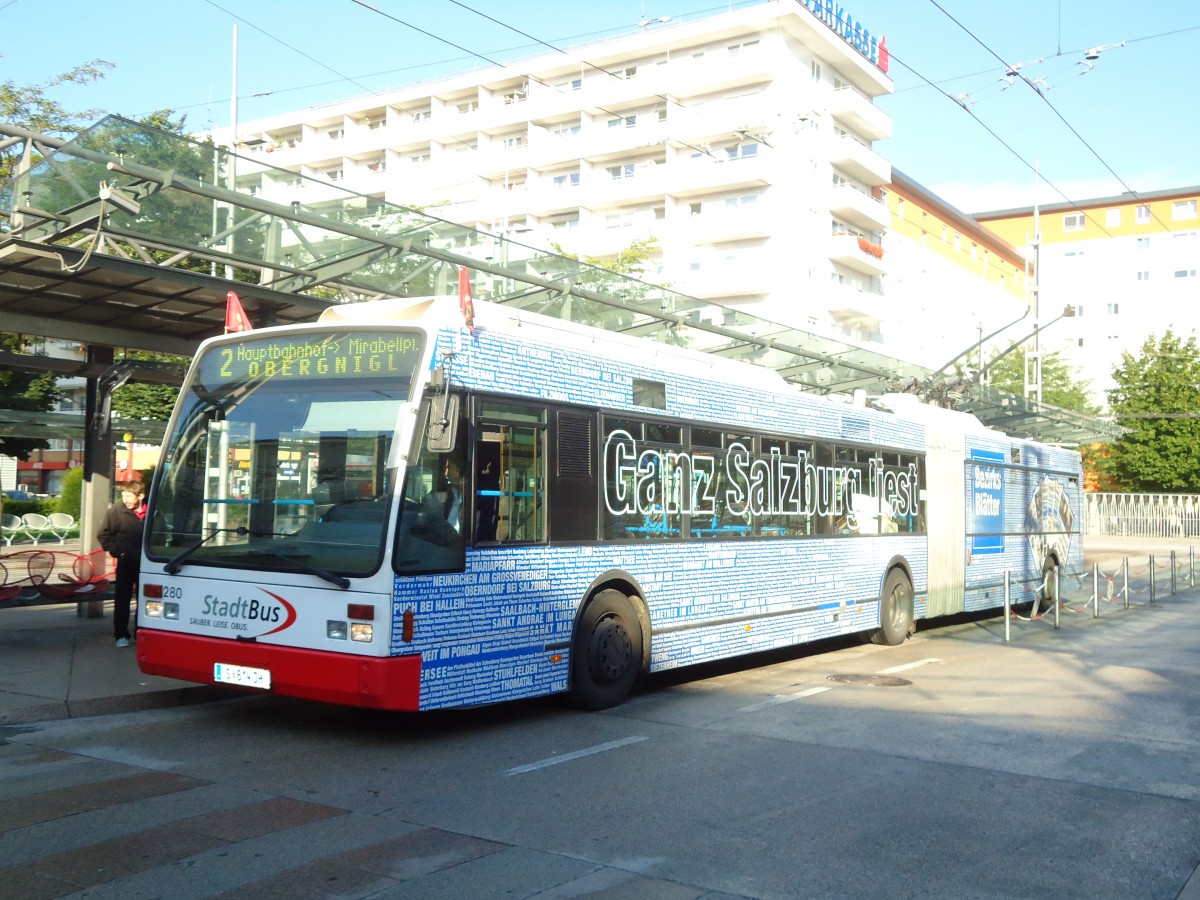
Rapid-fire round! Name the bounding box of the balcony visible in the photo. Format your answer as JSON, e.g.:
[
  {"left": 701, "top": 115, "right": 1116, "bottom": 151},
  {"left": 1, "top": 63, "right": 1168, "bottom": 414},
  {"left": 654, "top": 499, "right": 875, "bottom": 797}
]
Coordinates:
[
  {"left": 664, "top": 153, "right": 771, "bottom": 199},
  {"left": 829, "top": 135, "right": 890, "bottom": 186},
  {"left": 829, "top": 183, "right": 889, "bottom": 232},
  {"left": 686, "top": 202, "right": 775, "bottom": 244},
  {"left": 826, "top": 85, "right": 892, "bottom": 141},
  {"left": 829, "top": 231, "right": 886, "bottom": 275}
]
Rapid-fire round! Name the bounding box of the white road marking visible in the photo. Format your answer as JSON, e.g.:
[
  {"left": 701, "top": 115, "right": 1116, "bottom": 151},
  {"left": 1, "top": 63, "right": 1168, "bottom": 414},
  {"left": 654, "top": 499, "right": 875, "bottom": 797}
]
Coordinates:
[
  {"left": 877, "top": 657, "right": 941, "bottom": 674},
  {"left": 506, "top": 735, "right": 649, "bottom": 775},
  {"left": 738, "top": 685, "right": 832, "bottom": 713}
]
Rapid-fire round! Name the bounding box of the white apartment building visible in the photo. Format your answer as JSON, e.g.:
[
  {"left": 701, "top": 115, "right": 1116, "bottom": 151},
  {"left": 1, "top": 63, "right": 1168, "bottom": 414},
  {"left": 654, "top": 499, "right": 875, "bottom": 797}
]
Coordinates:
[{"left": 212, "top": 1, "right": 1027, "bottom": 369}]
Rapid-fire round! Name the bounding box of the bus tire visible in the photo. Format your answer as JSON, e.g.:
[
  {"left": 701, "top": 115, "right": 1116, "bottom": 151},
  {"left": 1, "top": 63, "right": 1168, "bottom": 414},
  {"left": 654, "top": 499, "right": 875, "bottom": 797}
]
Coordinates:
[
  {"left": 570, "top": 589, "right": 643, "bottom": 710},
  {"left": 871, "top": 568, "right": 913, "bottom": 646}
]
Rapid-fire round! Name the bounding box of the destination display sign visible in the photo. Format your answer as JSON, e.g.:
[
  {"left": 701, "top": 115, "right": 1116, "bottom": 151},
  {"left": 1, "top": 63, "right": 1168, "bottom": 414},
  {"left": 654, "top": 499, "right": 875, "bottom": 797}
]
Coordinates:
[{"left": 200, "top": 331, "right": 424, "bottom": 385}]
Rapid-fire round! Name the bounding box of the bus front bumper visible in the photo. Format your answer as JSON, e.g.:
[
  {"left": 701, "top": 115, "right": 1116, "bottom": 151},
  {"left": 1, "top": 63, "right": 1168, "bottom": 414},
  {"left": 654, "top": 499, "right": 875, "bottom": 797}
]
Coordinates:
[{"left": 137, "top": 629, "right": 423, "bottom": 711}]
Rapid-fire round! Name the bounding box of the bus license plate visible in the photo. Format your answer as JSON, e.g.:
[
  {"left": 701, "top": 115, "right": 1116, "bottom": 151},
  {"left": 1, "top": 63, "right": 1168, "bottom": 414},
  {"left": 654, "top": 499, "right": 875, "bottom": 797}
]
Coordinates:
[{"left": 214, "top": 662, "right": 271, "bottom": 690}]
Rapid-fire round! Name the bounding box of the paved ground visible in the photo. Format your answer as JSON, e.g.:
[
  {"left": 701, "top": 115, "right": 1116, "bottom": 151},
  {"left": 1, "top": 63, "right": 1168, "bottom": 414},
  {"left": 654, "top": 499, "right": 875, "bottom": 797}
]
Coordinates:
[{"left": 0, "top": 535, "right": 1193, "bottom": 726}]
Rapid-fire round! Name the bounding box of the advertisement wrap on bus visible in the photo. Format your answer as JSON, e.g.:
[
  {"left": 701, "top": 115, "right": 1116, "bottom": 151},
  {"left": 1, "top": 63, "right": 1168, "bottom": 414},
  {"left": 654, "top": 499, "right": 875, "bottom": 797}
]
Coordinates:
[{"left": 135, "top": 294, "right": 1083, "bottom": 712}]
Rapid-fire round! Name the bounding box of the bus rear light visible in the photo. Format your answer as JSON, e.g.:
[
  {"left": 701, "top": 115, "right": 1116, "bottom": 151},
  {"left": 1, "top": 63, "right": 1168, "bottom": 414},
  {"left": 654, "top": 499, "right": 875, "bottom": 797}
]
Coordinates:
[
  {"left": 143, "top": 583, "right": 163, "bottom": 599},
  {"left": 347, "top": 603, "right": 374, "bottom": 621},
  {"left": 144, "top": 600, "right": 179, "bottom": 619},
  {"left": 327, "top": 620, "right": 348, "bottom": 640},
  {"left": 402, "top": 608, "right": 414, "bottom": 643},
  {"left": 350, "top": 623, "right": 373, "bottom": 642}
]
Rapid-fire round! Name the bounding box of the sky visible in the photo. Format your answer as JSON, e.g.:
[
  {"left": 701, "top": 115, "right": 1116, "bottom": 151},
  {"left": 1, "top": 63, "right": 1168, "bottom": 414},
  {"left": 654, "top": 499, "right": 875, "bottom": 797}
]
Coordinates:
[{"left": 2, "top": 0, "right": 1198, "bottom": 214}]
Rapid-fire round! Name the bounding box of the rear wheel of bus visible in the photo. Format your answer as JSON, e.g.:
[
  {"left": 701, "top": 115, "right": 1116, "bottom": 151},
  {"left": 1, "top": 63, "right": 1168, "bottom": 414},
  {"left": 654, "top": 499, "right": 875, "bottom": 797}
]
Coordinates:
[
  {"left": 871, "top": 568, "right": 913, "bottom": 646},
  {"left": 570, "top": 589, "right": 643, "bottom": 710}
]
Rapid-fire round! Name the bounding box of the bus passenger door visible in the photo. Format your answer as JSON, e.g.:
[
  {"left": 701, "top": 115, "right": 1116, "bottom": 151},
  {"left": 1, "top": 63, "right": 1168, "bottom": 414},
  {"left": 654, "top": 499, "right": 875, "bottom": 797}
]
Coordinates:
[{"left": 924, "top": 424, "right": 965, "bottom": 617}]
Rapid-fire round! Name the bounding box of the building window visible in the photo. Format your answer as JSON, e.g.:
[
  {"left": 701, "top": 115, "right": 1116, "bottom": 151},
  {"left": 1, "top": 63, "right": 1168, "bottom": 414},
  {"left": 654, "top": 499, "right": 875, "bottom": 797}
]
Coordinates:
[
  {"left": 689, "top": 202, "right": 702, "bottom": 216},
  {"left": 1063, "top": 213, "right": 1084, "bottom": 231},
  {"left": 555, "top": 78, "right": 582, "bottom": 91},
  {"left": 551, "top": 214, "right": 579, "bottom": 230},
  {"left": 621, "top": 66, "right": 638, "bottom": 79},
  {"left": 1107, "top": 303, "right": 1119, "bottom": 314},
  {"left": 812, "top": 59, "right": 822, "bottom": 81},
  {"left": 410, "top": 108, "right": 431, "bottom": 123},
  {"left": 608, "top": 115, "right": 636, "bottom": 128},
  {"left": 725, "top": 142, "right": 758, "bottom": 161},
  {"left": 1106, "top": 207, "right": 1121, "bottom": 226},
  {"left": 724, "top": 193, "right": 758, "bottom": 209},
  {"left": 1173, "top": 199, "right": 1197, "bottom": 220},
  {"left": 1136, "top": 205, "right": 1151, "bottom": 223},
  {"left": 1137, "top": 271, "right": 1150, "bottom": 281},
  {"left": 553, "top": 122, "right": 580, "bottom": 137},
  {"left": 727, "top": 40, "right": 759, "bottom": 55},
  {"left": 552, "top": 172, "right": 580, "bottom": 188},
  {"left": 410, "top": 152, "right": 430, "bottom": 164},
  {"left": 1176, "top": 269, "right": 1196, "bottom": 278},
  {"left": 607, "top": 163, "right": 636, "bottom": 180},
  {"left": 1137, "top": 237, "right": 1150, "bottom": 249},
  {"left": 456, "top": 100, "right": 478, "bottom": 115}
]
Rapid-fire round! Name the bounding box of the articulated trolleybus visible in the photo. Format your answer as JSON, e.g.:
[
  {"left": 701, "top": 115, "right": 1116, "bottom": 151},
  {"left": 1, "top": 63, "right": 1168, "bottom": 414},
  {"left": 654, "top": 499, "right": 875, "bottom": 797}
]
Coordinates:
[{"left": 137, "top": 295, "right": 1083, "bottom": 711}]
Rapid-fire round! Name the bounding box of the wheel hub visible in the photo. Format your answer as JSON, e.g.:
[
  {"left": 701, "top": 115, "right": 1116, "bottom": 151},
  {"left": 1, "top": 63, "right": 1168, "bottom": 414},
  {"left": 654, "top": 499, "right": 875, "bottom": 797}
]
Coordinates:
[{"left": 590, "top": 618, "right": 632, "bottom": 683}]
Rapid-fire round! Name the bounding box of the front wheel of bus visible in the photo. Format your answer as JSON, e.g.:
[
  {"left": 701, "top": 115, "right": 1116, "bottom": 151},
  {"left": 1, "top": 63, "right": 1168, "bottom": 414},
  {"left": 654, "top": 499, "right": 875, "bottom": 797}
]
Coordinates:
[
  {"left": 570, "top": 590, "right": 643, "bottom": 710},
  {"left": 871, "top": 568, "right": 913, "bottom": 646}
]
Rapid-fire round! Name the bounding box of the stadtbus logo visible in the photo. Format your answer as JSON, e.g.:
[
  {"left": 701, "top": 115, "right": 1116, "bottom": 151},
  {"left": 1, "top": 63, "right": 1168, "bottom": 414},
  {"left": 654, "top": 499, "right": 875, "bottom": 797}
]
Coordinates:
[{"left": 199, "top": 589, "right": 297, "bottom": 636}]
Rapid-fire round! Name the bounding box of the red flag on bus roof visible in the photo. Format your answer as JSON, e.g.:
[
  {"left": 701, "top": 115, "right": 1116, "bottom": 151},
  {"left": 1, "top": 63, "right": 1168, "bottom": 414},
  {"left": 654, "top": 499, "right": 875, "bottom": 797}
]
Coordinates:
[
  {"left": 225, "top": 290, "right": 252, "bottom": 333},
  {"left": 458, "top": 266, "right": 476, "bottom": 332}
]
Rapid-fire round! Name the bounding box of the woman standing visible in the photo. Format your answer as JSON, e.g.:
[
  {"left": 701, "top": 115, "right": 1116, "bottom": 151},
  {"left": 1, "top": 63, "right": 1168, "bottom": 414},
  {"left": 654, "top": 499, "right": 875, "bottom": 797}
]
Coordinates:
[{"left": 97, "top": 480, "right": 145, "bottom": 648}]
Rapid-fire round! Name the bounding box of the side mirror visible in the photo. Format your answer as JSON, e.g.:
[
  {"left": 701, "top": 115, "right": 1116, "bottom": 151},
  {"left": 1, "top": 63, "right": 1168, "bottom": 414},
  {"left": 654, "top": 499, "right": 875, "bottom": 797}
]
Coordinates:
[{"left": 426, "top": 394, "right": 460, "bottom": 452}]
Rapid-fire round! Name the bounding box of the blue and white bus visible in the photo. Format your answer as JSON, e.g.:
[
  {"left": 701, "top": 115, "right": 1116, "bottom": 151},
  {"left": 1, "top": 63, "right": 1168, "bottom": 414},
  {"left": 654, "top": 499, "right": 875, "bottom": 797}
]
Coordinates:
[{"left": 137, "top": 294, "right": 1083, "bottom": 711}]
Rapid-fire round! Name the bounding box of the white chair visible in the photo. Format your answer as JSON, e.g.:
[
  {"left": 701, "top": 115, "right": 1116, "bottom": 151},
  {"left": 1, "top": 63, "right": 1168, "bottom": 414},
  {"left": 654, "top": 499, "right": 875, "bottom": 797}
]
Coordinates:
[
  {"left": 1, "top": 514, "right": 22, "bottom": 546},
  {"left": 47, "top": 512, "right": 76, "bottom": 544},
  {"left": 20, "top": 513, "right": 51, "bottom": 545}
]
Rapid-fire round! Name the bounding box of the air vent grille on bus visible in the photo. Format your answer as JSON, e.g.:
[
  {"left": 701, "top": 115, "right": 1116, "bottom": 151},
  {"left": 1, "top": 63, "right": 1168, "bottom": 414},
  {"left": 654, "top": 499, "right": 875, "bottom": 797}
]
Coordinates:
[{"left": 558, "top": 415, "right": 594, "bottom": 477}]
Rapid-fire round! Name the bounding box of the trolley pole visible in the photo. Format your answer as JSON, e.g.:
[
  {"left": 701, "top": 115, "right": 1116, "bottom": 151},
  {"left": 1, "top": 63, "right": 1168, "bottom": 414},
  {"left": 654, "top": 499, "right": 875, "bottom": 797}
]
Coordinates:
[
  {"left": 1093, "top": 563, "right": 1100, "bottom": 618},
  {"left": 1150, "top": 555, "right": 1156, "bottom": 604},
  {"left": 1171, "top": 550, "right": 1177, "bottom": 595}
]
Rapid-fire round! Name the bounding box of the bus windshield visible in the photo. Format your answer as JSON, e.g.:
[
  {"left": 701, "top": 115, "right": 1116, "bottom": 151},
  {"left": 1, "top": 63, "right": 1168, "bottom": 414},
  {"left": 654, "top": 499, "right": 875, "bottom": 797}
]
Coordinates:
[{"left": 147, "top": 330, "right": 424, "bottom": 577}]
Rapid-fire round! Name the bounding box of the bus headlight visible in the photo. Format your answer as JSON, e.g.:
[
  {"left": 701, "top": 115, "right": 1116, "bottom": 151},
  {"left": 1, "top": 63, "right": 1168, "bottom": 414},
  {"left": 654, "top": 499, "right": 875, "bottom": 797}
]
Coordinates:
[{"left": 350, "top": 623, "right": 373, "bottom": 642}]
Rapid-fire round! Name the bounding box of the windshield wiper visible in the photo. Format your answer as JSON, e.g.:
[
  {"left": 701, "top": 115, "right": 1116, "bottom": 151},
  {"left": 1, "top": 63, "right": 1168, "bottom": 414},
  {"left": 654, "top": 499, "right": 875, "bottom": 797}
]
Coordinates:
[
  {"left": 163, "top": 527, "right": 248, "bottom": 574},
  {"left": 249, "top": 552, "right": 351, "bottom": 590}
]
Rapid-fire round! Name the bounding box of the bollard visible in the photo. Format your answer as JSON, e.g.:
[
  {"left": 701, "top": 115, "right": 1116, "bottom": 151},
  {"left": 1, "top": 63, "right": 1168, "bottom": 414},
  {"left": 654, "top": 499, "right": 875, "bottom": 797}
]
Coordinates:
[
  {"left": 1123, "top": 557, "right": 1130, "bottom": 610},
  {"left": 1093, "top": 563, "right": 1100, "bottom": 619},
  {"left": 1053, "top": 564, "right": 1061, "bottom": 629},
  {"left": 1150, "top": 554, "right": 1156, "bottom": 604},
  {"left": 1171, "top": 550, "right": 1177, "bottom": 595},
  {"left": 1004, "top": 570, "right": 1011, "bottom": 643}
]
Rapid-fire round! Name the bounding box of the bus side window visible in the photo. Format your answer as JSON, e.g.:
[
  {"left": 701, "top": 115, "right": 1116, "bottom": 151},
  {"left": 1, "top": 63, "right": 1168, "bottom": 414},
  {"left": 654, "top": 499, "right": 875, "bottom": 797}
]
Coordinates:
[{"left": 474, "top": 410, "right": 546, "bottom": 544}]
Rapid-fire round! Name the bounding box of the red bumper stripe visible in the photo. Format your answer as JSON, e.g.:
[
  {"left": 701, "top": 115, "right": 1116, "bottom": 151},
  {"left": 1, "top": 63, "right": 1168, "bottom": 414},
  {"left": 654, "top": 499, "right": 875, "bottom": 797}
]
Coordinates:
[{"left": 137, "top": 629, "right": 422, "bottom": 711}]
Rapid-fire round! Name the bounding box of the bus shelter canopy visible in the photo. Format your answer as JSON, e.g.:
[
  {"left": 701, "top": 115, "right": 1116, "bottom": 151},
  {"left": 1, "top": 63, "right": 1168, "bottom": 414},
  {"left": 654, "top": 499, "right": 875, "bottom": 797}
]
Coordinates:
[{"left": 0, "top": 116, "right": 1117, "bottom": 445}]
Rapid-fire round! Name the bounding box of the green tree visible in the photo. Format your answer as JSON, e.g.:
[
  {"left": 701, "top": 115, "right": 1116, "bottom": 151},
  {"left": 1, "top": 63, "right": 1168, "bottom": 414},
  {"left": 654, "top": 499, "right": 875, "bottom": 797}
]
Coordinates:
[
  {"left": 0, "top": 335, "right": 61, "bottom": 460},
  {"left": 0, "top": 59, "right": 114, "bottom": 182},
  {"left": 1105, "top": 330, "right": 1200, "bottom": 492},
  {"left": 110, "top": 349, "right": 187, "bottom": 422},
  {"left": 58, "top": 465, "right": 84, "bottom": 518},
  {"left": 983, "top": 345, "right": 1098, "bottom": 414}
]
